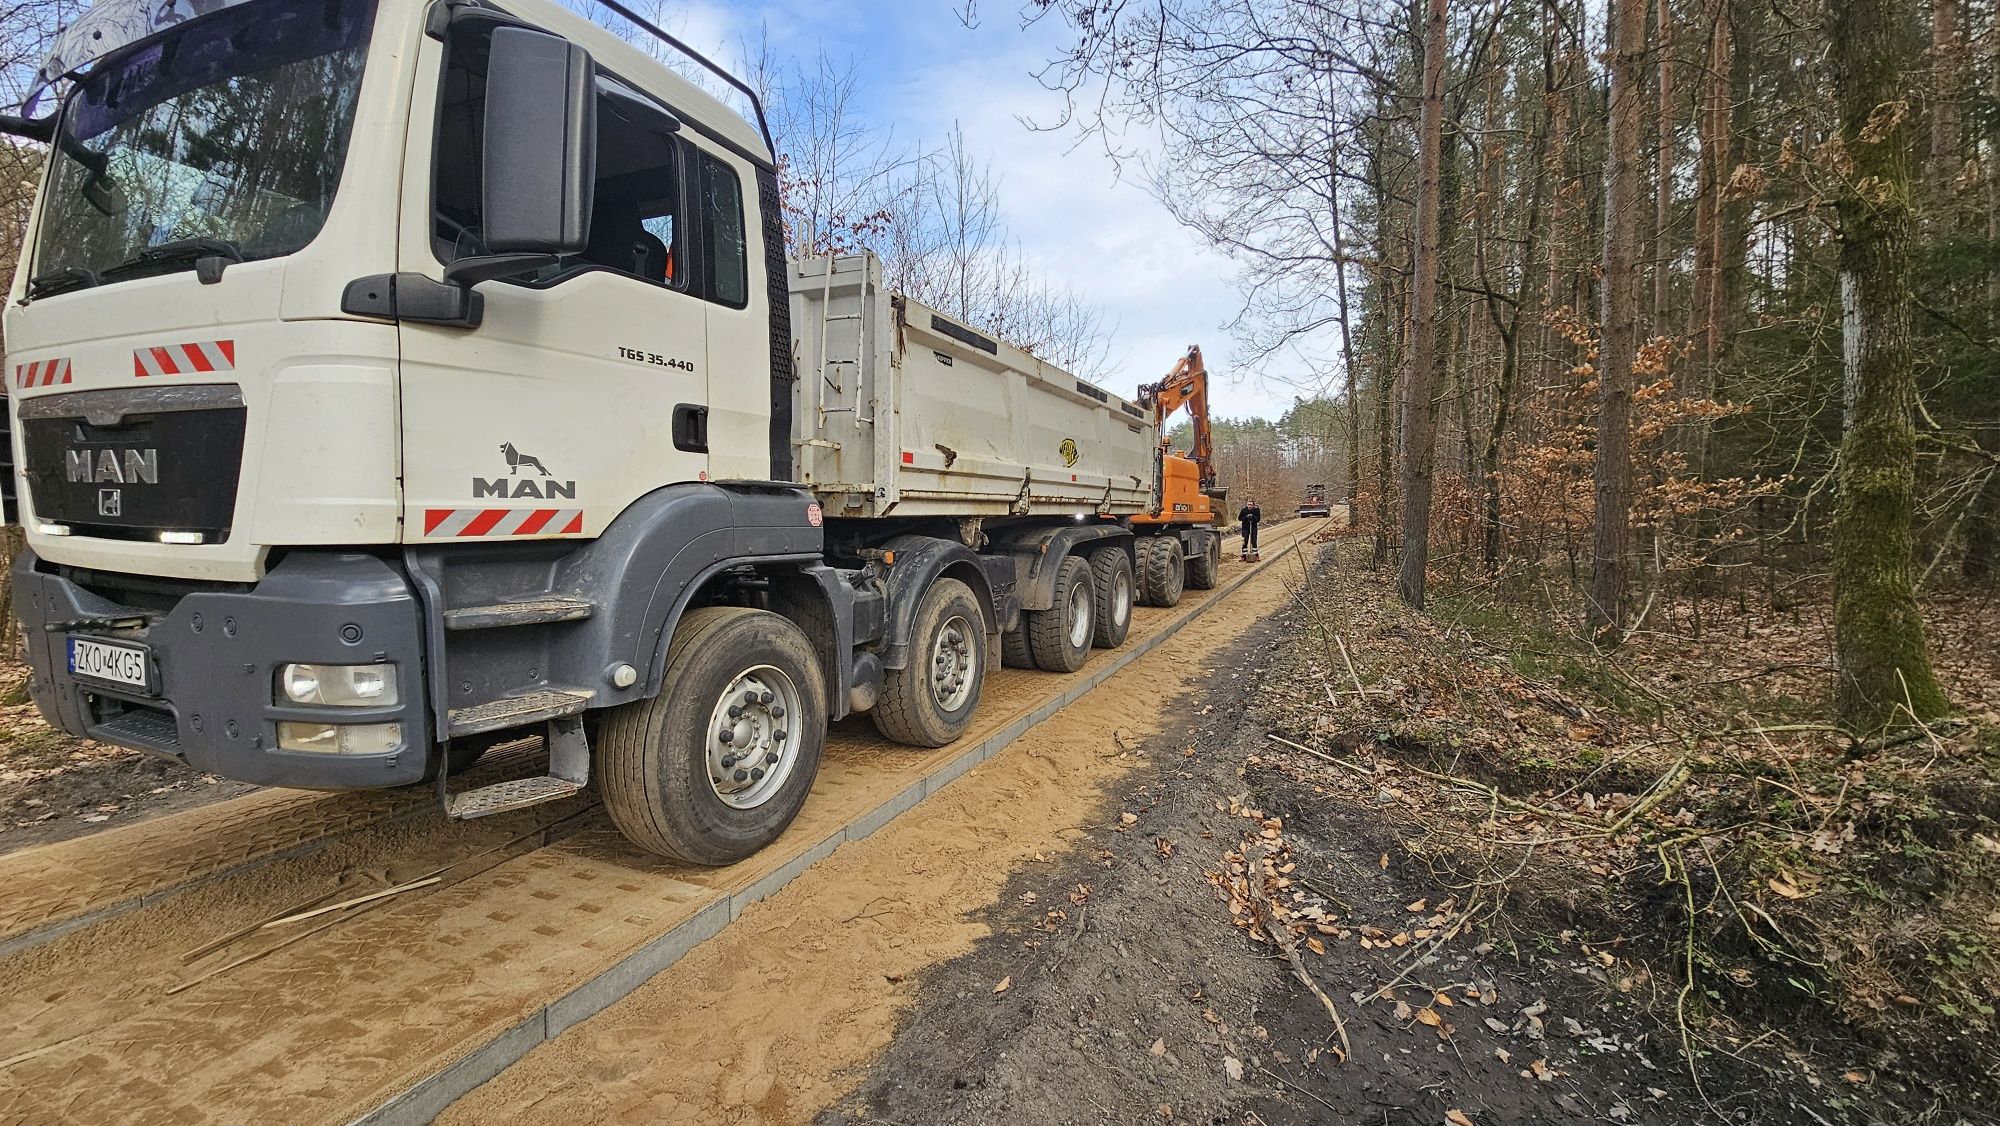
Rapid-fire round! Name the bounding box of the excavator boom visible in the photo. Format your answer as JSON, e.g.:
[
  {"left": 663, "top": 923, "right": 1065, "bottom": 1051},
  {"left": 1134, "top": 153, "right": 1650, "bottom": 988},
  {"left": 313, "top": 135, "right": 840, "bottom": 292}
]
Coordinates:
[{"left": 1139, "top": 345, "right": 1217, "bottom": 491}]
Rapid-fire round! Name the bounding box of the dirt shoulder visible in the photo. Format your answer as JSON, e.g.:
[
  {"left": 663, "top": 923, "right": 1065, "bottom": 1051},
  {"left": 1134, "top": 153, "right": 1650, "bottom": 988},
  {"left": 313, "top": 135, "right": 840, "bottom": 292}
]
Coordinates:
[{"left": 824, "top": 541, "right": 1964, "bottom": 1126}]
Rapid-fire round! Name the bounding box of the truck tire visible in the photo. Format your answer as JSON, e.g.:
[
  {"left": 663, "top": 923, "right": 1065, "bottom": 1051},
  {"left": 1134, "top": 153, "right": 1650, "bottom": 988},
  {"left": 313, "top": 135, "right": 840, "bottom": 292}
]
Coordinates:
[
  {"left": 599, "top": 607, "right": 826, "bottom": 865},
  {"left": 1186, "top": 532, "right": 1221, "bottom": 590},
  {"left": 1138, "top": 537, "right": 1185, "bottom": 608},
  {"left": 1027, "top": 555, "right": 1096, "bottom": 672},
  {"left": 873, "top": 578, "right": 986, "bottom": 747},
  {"left": 1087, "top": 546, "right": 1134, "bottom": 648},
  {"left": 1001, "top": 625, "right": 1035, "bottom": 669}
]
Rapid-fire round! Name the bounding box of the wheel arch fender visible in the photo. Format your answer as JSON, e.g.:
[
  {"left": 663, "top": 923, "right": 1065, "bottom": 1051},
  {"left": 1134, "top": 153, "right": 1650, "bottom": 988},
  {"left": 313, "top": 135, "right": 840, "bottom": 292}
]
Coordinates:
[
  {"left": 992, "top": 523, "right": 1134, "bottom": 613},
  {"left": 543, "top": 482, "right": 823, "bottom": 708},
  {"left": 877, "top": 535, "right": 998, "bottom": 671}
]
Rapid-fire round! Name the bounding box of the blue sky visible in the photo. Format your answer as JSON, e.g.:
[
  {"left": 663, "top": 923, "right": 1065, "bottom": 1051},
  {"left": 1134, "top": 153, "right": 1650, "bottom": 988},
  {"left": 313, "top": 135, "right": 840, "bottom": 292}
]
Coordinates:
[{"left": 647, "top": 0, "right": 1321, "bottom": 420}]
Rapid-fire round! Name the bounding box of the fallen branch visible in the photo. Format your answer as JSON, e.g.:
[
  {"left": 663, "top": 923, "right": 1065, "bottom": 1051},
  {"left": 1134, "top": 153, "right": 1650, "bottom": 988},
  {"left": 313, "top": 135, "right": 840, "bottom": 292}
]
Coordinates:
[
  {"left": 1245, "top": 845, "right": 1351, "bottom": 1060},
  {"left": 1605, "top": 755, "right": 1694, "bottom": 836}
]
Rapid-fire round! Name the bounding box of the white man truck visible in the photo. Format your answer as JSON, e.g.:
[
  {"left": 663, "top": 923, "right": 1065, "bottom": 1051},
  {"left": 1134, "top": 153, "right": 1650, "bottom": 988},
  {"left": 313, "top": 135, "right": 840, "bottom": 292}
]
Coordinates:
[{"left": 2, "top": 0, "right": 1220, "bottom": 864}]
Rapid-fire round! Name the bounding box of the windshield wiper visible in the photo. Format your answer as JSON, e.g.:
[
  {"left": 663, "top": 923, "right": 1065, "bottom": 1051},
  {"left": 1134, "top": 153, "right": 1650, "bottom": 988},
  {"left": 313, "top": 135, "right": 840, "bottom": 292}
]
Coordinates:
[
  {"left": 27, "top": 266, "right": 101, "bottom": 298},
  {"left": 100, "top": 237, "right": 245, "bottom": 284}
]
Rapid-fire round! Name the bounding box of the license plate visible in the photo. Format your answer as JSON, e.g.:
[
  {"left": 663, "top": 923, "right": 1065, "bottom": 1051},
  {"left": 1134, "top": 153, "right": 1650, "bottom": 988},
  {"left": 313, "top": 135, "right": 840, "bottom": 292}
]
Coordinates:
[{"left": 68, "top": 636, "right": 154, "bottom": 693}]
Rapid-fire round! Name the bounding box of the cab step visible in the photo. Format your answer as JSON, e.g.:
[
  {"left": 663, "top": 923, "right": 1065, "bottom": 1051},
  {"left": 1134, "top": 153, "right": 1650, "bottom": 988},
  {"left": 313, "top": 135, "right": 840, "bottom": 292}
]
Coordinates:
[
  {"left": 443, "top": 597, "right": 595, "bottom": 631},
  {"left": 447, "top": 689, "right": 592, "bottom": 738},
  {"left": 445, "top": 714, "right": 590, "bottom": 820}
]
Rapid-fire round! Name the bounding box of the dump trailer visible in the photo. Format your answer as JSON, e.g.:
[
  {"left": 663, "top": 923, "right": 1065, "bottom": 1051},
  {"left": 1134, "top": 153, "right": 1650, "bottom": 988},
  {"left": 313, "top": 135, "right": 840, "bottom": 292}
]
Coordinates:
[{"left": 2, "top": 0, "right": 1163, "bottom": 865}]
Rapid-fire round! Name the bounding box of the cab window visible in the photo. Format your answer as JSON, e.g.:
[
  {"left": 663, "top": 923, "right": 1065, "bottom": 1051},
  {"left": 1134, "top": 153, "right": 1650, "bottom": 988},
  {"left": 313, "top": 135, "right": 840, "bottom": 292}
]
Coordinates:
[{"left": 433, "top": 21, "right": 682, "bottom": 288}]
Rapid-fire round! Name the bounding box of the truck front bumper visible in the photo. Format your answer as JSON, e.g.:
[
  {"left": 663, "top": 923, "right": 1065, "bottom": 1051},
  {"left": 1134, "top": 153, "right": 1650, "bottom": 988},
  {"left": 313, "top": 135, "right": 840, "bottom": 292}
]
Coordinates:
[{"left": 12, "top": 549, "right": 434, "bottom": 789}]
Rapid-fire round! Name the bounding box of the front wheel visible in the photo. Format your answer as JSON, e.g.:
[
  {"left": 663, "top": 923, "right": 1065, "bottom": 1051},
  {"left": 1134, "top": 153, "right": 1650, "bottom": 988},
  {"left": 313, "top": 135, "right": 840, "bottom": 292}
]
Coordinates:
[
  {"left": 599, "top": 607, "right": 826, "bottom": 865},
  {"left": 1137, "top": 536, "right": 1186, "bottom": 607},
  {"left": 1186, "top": 533, "right": 1221, "bottom": 590},
  {"left": 873, "top": 578, "right": 987, "bottom": 747}
]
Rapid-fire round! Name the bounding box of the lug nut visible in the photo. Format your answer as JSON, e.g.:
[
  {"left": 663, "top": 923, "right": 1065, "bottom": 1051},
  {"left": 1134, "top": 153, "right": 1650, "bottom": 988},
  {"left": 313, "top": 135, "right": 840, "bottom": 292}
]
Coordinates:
[
  {"left": 733, "top": 769, "right": 749, "bottom": 782},
  {"left": 765, "top": 752, "right": 779, "bottom": 764},
  {"left": 718, "top": 729, "right": 735, "bottom": 743},
  {"left": 744, "top": 691, "right": 758, "bottom": 704},
  {"left": 721, "top": 754, "right": 737, "bottom": 768},
  {"left": 728, "top": 704, "right": 744, "bottom": 719},
  {"left": 774, "top": 730, "right": 788, "bottom": 741},
  {"left": 750, "top": 768, "right": 766, "bottom": 781},
  {"left": 760, "top": 691, "right": 774, "bottom": 704},
  {"left": 772, "top": 705, "right": 785, "bottom": 718}
]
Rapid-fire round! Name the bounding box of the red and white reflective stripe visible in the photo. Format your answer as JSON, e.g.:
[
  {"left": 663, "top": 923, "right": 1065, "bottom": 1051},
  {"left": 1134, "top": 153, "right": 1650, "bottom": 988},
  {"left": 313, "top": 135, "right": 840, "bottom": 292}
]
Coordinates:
[
  {"left": 12, "top": 358, "right": 72, "bottom": 388},
  {"left": 422, "top": 508, "right": 585, "bottom": 538},
  {"left": 134, "top": 339, "right": 235, "bottom": 377}
]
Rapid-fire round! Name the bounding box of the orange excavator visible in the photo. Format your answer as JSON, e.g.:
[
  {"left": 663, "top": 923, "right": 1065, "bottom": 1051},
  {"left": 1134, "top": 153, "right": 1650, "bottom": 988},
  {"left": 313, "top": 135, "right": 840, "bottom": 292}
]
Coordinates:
[{"left": 1128, "top": 346, "right": 1228, "bottom": 606}]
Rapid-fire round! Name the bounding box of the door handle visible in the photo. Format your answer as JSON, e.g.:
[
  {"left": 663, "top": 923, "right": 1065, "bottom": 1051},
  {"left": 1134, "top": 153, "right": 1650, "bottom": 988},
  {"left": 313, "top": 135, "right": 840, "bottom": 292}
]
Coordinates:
[{"left": 672, "top": 404, "right": 708, "bottom": 453}]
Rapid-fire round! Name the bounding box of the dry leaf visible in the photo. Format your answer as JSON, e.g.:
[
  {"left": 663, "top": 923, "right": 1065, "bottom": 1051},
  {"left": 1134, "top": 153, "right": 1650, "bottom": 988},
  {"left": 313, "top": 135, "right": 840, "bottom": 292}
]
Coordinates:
[
  {"left": 1406, "top": 898, "right": 1428, "bottom": 913},
  {"left": 993, "top": 977, "right": 1011, "bottom": 994},
  {"left": 1306, "top": 937, "right": 1327, "bottom": 955},
  {"left": 1415, "top": 1007, "right": 1442, "bottom": 1027},
  {"left": 1379, "top": 852, "right": 1391, "bottom": 870},
  {"left": 1120, "top": 812, "right": 1139, "bottom": 825},
  {"left": 1447, "top": 1111, "right": 1477, "bottom": 1126},
  {"left": 1223, "top": 1056, "right": 1244, "bottom": 1081},
  {"left": 1149, "top": 1038, "right": 1167, "bottom": 1058}
]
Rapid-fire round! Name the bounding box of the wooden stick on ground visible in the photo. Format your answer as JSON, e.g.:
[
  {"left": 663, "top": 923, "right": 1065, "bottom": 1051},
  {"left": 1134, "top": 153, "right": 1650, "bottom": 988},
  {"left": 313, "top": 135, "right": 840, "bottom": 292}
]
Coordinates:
[
  {"left": 1245, "top": 845, "right": 1352, "bottom": 1060},
  {"left": 1334, "top": 634, "right": 1368, "bottom": 699},
  {"left": 180, "top": 886, "right": 345, "bottom": 964},
  {"left": 258, "top": 876, "right": 441, "bottom": 930}
]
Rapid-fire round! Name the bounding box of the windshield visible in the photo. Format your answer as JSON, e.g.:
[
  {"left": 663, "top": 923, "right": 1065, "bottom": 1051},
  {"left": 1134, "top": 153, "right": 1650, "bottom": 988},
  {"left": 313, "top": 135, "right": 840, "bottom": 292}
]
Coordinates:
[{"left": 28, "top": 0, "right": 376, "bottom": 295}]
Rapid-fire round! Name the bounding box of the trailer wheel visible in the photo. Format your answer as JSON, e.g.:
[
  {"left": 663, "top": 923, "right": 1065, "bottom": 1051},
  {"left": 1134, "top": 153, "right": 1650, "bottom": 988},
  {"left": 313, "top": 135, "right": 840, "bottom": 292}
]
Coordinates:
[
  {"left": 1001, "top": 625, "right": 1035, "bottom": 669},
  {"left": 873, "top": 578, "right": 986, "bottom": 747},
  {"left": 1138, "top": 537, "right": 1185, "bottom": 607},
  {"left": 1087, "top": 546, "right": 1134, "bottom": 648},
  {"left": 1186, "top": 533, "right": 1221, "bottom": 590},
  {"left": 1027, "top": 555, "right": 1096, "bottom": 672},
  {"left": 599, "top": 607, "right": 826, "bottom": 865}
]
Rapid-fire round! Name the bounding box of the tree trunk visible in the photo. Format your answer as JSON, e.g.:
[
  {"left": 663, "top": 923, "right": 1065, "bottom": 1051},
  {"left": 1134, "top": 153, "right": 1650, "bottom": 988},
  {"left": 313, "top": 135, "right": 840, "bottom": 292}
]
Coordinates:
[
  {"left": 1587, "top": 0, "right": 1647, "bottom": 639},
  {"left": 1653, "top": 0, "right": 1674, "bottom": 330},
  {"left": 1927, "top": 0, "right": 1964, "bottom": 209},
  {"left": 1829, "top": 0, "right": 1951, "bottom": 730},
  {"left": 1397, "top": 0, "right": 1448, "bottom": 609},
  {"left": 1329, "top": 156, "right": 1362, "bottom": 518}
]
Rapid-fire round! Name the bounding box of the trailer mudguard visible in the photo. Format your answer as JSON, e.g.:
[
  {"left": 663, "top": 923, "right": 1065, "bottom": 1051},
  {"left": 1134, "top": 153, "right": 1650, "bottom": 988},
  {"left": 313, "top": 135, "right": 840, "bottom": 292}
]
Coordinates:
[
  {"left": 991, "top": 524, "right": 1134, "bottom": 613},
  {"left": 874, "top": 534, "right": 1004, "bottom": 671}
]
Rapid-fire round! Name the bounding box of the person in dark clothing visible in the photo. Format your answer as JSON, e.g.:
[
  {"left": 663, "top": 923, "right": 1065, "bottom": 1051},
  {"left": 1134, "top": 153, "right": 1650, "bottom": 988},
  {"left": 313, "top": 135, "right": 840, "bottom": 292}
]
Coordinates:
[{"left": 1237, "top": 499, "right": 1262, "bottom": 553}]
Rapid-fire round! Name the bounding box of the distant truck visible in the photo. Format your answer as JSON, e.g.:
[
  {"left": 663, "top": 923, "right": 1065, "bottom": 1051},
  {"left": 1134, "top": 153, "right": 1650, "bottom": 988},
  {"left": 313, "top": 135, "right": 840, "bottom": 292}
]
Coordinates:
[
  {"left": 1298, "top": 485, "right": 1333, "bottom": 518},
  {"left": 1, "top": 0, "right": 1210, "bottom": 865}
]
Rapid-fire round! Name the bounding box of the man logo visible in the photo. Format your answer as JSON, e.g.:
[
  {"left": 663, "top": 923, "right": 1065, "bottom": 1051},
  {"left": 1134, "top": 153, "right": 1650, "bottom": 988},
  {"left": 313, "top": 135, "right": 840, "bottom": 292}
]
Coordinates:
[
  {"left": 1059, "top": 438, "right": 1080, "bottom": 468},
  {"left": 475, "top": 442, "right": 576, "bottom": 500},
  {"left": 501, "top": 443, "right": 552, "bottom": 476}
]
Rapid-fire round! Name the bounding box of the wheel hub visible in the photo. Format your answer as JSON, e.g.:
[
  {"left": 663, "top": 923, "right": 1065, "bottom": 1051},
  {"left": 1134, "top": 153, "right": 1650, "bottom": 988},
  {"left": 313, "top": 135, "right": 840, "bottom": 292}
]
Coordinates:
[
  {"left": 931, "top": 613, "right": 977, "bottom": 711},
  {"left": 1067, "top": 580, "right": 1092, "bottom": 649},
  {"left": 1112, "top": 568, "right": 1132, "bottom": 625},
  {"left": 706, "top": 665, "right": 803, "bottom": 809}
]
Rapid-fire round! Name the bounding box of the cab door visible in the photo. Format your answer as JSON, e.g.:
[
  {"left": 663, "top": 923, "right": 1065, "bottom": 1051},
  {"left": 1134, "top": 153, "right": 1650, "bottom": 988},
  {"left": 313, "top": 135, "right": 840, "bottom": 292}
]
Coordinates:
[{"left": 394, "top": 16, "right": 710, "bottom": 545}]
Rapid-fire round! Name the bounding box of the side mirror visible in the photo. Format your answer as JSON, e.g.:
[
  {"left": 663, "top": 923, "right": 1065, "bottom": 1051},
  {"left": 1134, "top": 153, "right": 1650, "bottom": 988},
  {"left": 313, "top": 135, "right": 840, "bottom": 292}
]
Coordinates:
[{"left": 445, "top": 26, "right": 596, "bottom": 285}]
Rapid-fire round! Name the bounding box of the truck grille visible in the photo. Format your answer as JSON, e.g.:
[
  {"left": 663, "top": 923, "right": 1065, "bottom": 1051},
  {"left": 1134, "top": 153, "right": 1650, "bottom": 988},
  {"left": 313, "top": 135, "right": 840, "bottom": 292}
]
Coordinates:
[{"left": 19, "top": 386, "right": 245, "bottom": 541}]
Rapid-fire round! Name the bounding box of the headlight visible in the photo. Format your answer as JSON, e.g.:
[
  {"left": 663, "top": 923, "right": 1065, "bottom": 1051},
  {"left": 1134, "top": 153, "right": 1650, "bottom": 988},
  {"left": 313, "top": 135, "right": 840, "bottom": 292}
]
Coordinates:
[
  {"left": 278, "top": 662, "right": 398, "bottom": 707},
  {"left": 278, "top": 721, "right": 403, "bottom": 755}
]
